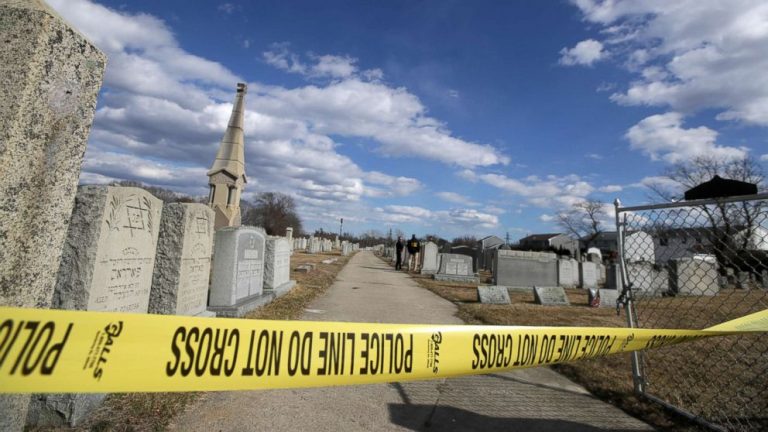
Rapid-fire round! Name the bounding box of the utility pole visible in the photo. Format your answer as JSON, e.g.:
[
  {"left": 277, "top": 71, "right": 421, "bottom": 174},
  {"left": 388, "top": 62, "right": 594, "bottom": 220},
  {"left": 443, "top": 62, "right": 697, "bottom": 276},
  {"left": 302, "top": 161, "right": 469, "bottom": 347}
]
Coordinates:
[
  {"left": 339, "top": 218, "right": 343, "bottom": 239},
  {"left": 505, "top": 231, "right": 510, "bottom": 245}
]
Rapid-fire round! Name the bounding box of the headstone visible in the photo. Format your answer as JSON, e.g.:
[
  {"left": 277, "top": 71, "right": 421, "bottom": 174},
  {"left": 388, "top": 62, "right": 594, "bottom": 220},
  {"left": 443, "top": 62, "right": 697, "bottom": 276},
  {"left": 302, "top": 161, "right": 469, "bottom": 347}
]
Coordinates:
[
  {"left": 596, "top": 263, "right": 606, "bottom": 285},
  {"left": 557, "top": 259, "right": 577, "bottom": 288},
  {"left": 493, "top": 250, "right": 558, "bottom": 287},
  {"left": 149, "top": 203, "right": 215, "bottom": 316},
  {"left": 420, "top": 242, "right": 439, "bottom": 274},
  {"left": 598, "top": 289, "right": 619, "bottom": 308},
  {"left": 588, "top": 288, "right": 620, "bottom": 308},
  {"left": 586, "top": 247, "right": 602, "bottom": 263},
  {"left": 607, "top": 263, "right": 622, "bottom": 290},
  {"left": 0, "top": 2, "right": 106, "bottom": 426},
  {"left": 533, "top": 286, "right": 570, "bottom": 306},
  {"left": 53, "top": 186, "right": 162, "bottom": 313},
  {"left": 264, "top": 236, "right": 295, "bottom": 296},
  {"left": 669, "top": 256, "right": 719, "bottom": 296},
  {"left": 477, "top": 286, "right": 511, "bottom": 304},
  {"left": 579, "top": 262, "right": 598, "bottom": 289},
  {"left": 309, "top": 237, "right": 321, "bottom": 254},
  {"left": 286, "top": 227, "right": 293, "bottom": 253},
  {"left": 208, "top": 226, "right": 271, "bottom": 317},
  {"left": 295, "top": 264, "right": 313, "bottom": 273},
  {"left": 433, "top": 253, "right": 478, "bottom": 283},
  {"left": 30, "top": 186, "right": 162, "bottom": 427}
]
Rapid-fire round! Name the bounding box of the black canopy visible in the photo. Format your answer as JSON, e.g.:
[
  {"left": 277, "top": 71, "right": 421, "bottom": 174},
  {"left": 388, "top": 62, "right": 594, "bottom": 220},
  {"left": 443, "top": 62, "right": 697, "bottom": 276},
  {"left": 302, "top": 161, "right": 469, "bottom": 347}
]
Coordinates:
[{"left": 684, "top": 175, "right": 758, "bottom": 200}]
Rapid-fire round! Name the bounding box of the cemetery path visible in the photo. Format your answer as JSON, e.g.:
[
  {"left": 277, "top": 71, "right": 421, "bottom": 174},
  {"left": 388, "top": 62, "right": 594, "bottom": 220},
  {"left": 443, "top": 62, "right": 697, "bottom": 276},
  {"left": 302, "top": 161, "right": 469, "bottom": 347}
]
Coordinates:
[{"left": 169, "top": 251, "right": 652, "bottom": 431}]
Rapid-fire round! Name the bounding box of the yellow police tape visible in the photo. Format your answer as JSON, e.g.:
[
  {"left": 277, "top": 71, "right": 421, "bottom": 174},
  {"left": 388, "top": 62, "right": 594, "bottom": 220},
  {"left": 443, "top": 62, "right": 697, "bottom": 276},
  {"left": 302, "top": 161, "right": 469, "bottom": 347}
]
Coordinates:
[{"left": 1, "top": 306, "right": 767, "bottom": 393}]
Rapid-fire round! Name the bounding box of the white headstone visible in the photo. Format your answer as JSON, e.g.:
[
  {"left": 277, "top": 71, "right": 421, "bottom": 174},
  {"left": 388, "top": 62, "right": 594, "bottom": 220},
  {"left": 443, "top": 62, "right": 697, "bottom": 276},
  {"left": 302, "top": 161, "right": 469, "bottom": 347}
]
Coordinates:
[
  {"left": 420, "top": 242, "right": 439, "bottom": 274},
  {"left": 209, "top": 226, "right": 266, "bottom": 308},
  {"left": 264, "top": 236, "right": 295, "bottom": 296}
]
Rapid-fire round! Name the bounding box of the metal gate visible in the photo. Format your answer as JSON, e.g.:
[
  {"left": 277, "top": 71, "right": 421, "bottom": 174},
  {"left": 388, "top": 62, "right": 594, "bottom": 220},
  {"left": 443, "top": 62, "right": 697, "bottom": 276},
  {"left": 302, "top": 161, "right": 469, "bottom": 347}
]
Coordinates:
[{"left": 614, "top": 194, "right": 768, "bottom": 431}]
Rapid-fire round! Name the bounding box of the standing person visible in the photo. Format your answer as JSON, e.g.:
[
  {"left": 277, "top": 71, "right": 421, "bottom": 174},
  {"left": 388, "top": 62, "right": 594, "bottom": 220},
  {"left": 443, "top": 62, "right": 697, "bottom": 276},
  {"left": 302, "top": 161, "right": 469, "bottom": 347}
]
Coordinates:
[
  {"left": 395, "top": 236, "right": 404, "bottom": 270},
  {"left": 407, "top": 234, "right": 421, "bottom": 272}
]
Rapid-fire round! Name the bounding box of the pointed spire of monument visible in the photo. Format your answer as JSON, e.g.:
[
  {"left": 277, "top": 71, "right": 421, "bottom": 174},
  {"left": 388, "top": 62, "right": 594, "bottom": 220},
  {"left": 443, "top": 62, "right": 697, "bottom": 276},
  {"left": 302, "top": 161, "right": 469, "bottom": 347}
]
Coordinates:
[
  {"left": 208, "top": 82, "right": 247, "bottom": 180},
  {"left": 208, "top": 83, "right": 248, "bottom": 230}
]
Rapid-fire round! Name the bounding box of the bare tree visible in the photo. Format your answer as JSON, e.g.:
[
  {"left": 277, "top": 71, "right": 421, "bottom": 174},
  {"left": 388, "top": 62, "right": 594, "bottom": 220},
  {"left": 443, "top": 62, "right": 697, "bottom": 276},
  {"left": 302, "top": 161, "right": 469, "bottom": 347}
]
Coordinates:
[
  {"left": 242, "top": 192, "right": 303, "bottom": 236},
  {"left": 451, "top": 235, "right": 477, "bottom": 248},
  {"left": 649, "top": 156, "right": 766, "bottom": 249},
  {"left": 557, "top": 199, "right": 605, "bottom": 250},
  {"left": 647, "top": 155, "right": 767, "bottom": 274}
]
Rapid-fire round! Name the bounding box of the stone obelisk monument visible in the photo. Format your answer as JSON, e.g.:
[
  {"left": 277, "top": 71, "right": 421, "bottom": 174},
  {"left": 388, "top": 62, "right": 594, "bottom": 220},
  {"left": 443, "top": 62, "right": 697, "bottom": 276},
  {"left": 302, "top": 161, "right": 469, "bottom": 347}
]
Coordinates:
[{"left": 208, "top": 83, "right": 247, "bottom": 230}]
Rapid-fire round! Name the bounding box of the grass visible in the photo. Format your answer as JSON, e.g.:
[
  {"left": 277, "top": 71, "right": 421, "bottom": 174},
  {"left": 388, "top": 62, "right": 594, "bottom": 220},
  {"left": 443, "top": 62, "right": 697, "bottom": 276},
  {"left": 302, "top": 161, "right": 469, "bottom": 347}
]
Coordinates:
[
  {"left": 404, "top": 266, "right": 722, "bottom": 431},
  {"left": 63, "top": 251, "right": 354, "bottom": 432}
]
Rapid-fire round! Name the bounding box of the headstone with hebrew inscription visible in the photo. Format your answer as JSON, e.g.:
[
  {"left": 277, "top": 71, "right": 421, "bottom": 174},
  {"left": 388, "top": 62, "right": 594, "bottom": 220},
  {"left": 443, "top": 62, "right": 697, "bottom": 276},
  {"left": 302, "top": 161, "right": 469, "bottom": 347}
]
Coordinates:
[
  {"left": 533, "top": 286, "right": 570, "bottom": 306},
  {"left": 149, "top": 203, "right": 215, "bottom": 316},
  {"left": 53, "top": 186, "right": 162, "bottom": 313},
  {"left": 208, "top": 226, "right": 270, "bottom": 317},
  {"left": 33, "top": 187, "right": 162, "bottom": 426},
  {"left": 434, "top": 253, "right": 478, "bottom": 283}
]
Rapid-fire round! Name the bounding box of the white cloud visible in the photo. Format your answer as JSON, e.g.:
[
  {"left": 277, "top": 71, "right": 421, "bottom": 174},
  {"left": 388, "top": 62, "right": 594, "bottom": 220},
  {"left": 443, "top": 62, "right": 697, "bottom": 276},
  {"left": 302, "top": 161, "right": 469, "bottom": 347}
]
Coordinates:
[
  {"left": 599, "top": 185, "right": 623, "bottom": 193},
  {"left": 587, "top": 153, "right": 603, "bottom": 160},
  {"left": 436, "top": 192, "right": 479, "bottom": 206},
  {"left": 625, "top": 112, "right": 747, "bottom": 163},
  {"left": 218, "top": 3, "right": 237, "bottom": 14},
  {"left": 569, "top": 0, "right": 768, "bottom": 126},
  {"left": 48, "top": 0, "right": 508, "bottom": 232},
  {"left": 475, "top": 172, "right": 596, "bottom": 209},
  {"left": 372, "top": 205, "right": 499, "bottom": 229},
  {"left": 539, "top": 214, "right": 555, "bottom": 222},
  {"left": 760, "top": 154, "right": 768, "bottom": 161},
  {"left": 263, "top": 45, "right": 365, "bottom": 80},
  {"left": 559, "top": 39, "right": 606, "bottom": 66},
  {"left": 483, "top": 205, "right": 506, "bottom": 215}
]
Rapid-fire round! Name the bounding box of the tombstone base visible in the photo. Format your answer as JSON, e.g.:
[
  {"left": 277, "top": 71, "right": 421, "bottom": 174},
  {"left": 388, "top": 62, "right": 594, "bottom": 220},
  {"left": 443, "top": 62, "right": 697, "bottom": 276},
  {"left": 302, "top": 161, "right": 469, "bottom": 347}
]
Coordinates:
[
  {"left": 207, "top": 293, "right": 276, "bottom": 318},
  {"left": 433, "top": 274, "right": 479, "bottom": 283},
  {"left": 266, "top": 280, "right": 296, "bottom": 298},
  {"left": 420, "top": 269, "right": 437, "bottom": 275},
  {"left": 27, "top": 393, "right": 106, "bottom": 427},
  {"left": 195, "top": 310, "right": 217, "bottom": 317}
]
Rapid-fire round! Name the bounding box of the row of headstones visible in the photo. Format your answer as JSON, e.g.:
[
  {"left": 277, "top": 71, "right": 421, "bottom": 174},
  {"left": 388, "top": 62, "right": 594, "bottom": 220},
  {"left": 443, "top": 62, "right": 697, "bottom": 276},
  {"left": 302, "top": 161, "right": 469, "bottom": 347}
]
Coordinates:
[
  {"left": 290, "top": 236, "right": 360, "bottom": 255},
  {"left": 340, "top": 241, "right": 359, "bottom": 256},
  {"left": 28, "top": 185, "right": 296, "bottom": 425},
  {"left": 477, "top": 284, "right": 619, "bottom": 309}
]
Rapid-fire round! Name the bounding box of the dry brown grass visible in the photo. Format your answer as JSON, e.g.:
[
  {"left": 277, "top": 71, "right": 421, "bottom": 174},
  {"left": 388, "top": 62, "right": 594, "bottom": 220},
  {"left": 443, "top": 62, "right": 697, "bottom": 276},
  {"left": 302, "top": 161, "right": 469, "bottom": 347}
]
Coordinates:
[
  {"left": 408, "top": 269, "right": 713, "bottom": 431},
  {"left": 73, "top": 251, "right": 354, "bottom": 432}
]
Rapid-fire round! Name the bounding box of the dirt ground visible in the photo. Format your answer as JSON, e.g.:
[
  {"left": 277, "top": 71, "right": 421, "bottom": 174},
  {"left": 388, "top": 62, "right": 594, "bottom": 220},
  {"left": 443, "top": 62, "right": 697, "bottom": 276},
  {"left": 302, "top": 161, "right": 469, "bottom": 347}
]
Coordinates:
[
  {"left": 405, "top": 262, "right": 768, "bottom": 432},
  {"left": 66, "top": 251, "right": 354, "bottom": 432}
]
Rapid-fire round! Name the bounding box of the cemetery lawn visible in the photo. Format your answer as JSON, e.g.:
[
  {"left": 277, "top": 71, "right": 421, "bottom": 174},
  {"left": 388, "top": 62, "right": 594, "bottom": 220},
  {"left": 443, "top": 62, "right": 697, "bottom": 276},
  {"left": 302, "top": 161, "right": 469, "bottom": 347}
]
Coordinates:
[
  {"left": 412, "top": 274, "right": 710, "bottom": 431},
  {"left": 74, "top": 251, "right": 353, "bottom": 432}
]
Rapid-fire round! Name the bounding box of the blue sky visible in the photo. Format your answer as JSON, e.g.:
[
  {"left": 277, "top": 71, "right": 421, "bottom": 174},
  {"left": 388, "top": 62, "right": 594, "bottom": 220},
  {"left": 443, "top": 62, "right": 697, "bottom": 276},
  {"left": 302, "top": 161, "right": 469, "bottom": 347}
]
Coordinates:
[{"left": 50, "top": 0, "right": 768, "bottom": 239}]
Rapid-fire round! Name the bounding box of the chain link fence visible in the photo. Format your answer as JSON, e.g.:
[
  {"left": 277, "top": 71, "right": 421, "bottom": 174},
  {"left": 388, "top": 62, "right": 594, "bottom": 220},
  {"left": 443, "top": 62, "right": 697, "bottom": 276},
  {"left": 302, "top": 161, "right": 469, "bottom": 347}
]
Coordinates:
[{"left": 615, "top": 194, "right": 768, "bottom": 432}]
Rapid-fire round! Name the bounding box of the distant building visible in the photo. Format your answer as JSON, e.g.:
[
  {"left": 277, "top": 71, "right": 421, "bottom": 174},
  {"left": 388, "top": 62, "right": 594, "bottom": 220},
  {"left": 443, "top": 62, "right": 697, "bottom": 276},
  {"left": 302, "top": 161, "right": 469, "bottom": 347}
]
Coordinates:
[
  {"left": 477, "top": 235, "right": 505, "bottom": 270},
  {"left": 519, "top": 233, "right": 577, "bottom": 255}
]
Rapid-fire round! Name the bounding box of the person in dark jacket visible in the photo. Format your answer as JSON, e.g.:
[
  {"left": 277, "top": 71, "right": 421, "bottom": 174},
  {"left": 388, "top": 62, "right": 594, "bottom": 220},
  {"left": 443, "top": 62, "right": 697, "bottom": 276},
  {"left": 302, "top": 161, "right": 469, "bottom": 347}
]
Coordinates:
[
  {"left": 406, "top": 234, "right": 420, "bottom": 272},
  {"left": 395, "top": 236, "right": 404, "bottom": 270}
]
